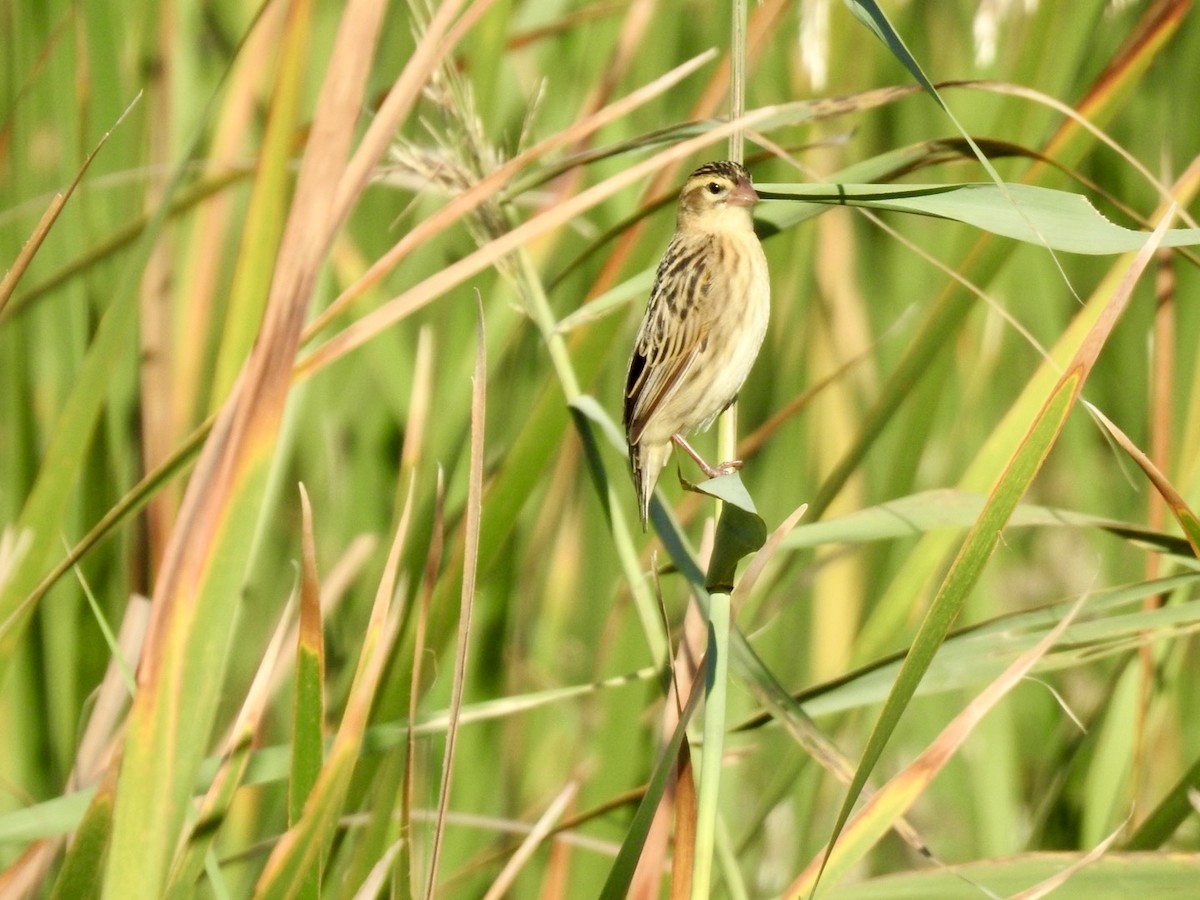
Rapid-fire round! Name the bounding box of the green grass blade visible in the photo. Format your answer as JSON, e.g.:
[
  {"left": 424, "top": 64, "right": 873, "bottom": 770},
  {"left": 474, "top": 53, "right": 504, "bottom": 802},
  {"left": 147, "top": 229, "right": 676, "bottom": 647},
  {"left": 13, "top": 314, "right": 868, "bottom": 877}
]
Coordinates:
[
  {"left": 290, "top": 486, "right": 326, "bottom": 831},
  {"left": 813, "top": 203, "right": 1173, "bottom": 893},
  {"left": 789, "top": 596, "right": 1085, "bottom": 896},
  {"left": 254, "top": 471, "right": 413, "bottom": 898},
  {"left": 600, "top": 681, "right": 705, "bottom": 900},
  {"left": 1125, "top": 751, "right": 1200, "bottom": 850}
]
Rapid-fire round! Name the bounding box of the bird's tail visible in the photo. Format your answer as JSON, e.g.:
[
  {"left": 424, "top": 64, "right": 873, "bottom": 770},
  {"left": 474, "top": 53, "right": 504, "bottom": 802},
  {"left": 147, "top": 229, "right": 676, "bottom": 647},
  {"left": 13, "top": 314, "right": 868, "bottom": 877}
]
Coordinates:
[{"left": 630, "top": 440, "right": 672, "bottom": 529}]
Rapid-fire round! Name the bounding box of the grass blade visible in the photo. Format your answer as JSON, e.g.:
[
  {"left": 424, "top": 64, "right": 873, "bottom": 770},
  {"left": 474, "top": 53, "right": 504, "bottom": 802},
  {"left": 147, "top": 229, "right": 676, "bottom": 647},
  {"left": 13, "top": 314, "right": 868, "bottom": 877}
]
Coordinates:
[
  {"left": 424, "top": 295, "right": 487, "bottom": 898},
  {"left": 812, "top": 201, "right": 1175, "bottom": 894}
]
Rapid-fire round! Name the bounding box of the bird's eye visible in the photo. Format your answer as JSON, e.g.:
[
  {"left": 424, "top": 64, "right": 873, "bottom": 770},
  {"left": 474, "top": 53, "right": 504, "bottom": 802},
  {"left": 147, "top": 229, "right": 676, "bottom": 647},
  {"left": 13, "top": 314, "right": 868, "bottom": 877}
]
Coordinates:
[{"left": 706, "top": 182, "right": 722, "bottom": 195}]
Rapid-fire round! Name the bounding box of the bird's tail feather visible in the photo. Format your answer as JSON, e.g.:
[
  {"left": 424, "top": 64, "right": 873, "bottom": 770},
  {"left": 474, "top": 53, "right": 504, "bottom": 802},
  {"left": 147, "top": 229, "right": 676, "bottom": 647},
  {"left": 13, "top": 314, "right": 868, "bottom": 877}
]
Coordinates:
[{"left": 631, "top": 441, "right": 672, "bottom": 529}]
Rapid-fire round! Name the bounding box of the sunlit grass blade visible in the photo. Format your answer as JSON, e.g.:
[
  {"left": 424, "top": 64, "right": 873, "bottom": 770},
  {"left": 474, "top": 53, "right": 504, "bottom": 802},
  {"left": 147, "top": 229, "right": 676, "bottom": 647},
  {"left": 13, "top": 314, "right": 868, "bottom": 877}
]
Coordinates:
[
  {"left": 748, "top": 574, "right": 1200, "bottom": 722},
  {"left": 787, "top": 596, "right": 1086, "bottom": 896},
  {"left": 1085, "top": 403, "right": 1200, "bottom": 556},
  {"left": 812, "top": 200, "right": 1175, "bottom": 893},
  {"left": 853, "top": 160, "right": 1200, "bottom": 663},
  {"left": 100, "top": 1, "right": 388, "bottom": 894},
  {"left": 782, "top": 488, "right": 1195, "bottom": 559},
  {"left": 480, "top": 781, "right": 579, "bottom": 900},
  {"left": 823, "top": 852, "right": 1200, "bottom": 899}
]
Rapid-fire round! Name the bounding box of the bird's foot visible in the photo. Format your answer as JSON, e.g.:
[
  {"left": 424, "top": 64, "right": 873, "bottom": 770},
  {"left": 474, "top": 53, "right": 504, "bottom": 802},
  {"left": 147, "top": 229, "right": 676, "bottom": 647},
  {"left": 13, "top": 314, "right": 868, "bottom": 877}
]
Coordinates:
[
  {"left": 703, "top": 458, "right": 743, "bottom": 478},
  {"left": 672, "top": 435, "right": 743, "bottom": 479}
]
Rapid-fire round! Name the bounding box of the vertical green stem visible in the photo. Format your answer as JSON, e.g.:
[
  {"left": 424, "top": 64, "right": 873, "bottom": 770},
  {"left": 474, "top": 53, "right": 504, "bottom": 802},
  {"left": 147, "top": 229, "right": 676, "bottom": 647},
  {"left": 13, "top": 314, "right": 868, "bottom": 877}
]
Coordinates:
[
  {"left": 695, "top": 2, "right": 747, "bottom": 894},
  {"left": 691, "top": 588, "right": 730, "bottom": 897}
]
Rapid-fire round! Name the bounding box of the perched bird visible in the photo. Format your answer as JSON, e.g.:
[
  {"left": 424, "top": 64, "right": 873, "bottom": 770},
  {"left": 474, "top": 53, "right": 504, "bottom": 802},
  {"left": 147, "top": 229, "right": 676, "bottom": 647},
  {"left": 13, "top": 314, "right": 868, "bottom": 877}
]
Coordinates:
[{"left": 624, "top": 160, "right": 770, "bottom": 528}]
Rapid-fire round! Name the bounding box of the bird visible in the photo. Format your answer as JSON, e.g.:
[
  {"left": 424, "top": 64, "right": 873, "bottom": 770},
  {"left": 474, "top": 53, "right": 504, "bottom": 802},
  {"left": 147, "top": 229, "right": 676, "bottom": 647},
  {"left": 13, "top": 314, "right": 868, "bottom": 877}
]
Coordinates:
[{"left": 623, "top": 160, "right": 770, "bottom": 529}]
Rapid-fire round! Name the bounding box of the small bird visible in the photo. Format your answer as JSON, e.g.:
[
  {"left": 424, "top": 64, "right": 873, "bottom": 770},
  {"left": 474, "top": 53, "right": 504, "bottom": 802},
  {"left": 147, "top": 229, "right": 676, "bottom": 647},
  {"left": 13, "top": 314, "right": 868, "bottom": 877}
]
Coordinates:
[{"left": 624, "top": 160, "right": 770, "bottom": 528}]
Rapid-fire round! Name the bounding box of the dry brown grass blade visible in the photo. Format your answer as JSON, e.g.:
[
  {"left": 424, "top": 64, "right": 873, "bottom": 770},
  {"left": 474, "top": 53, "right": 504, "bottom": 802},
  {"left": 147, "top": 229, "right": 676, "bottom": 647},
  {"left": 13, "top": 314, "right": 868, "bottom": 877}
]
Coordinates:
[
  {"left": 425, "top": 295, "right": 487, "bottom": 899},
  {"left": 0, "top": 92, "right": 140, "bottom": 316},
  {"left": 402, "top": 466, "right": 443, "bottom": 895},
  {"left": 330, "top": 0, "right": 474, "bottom": 229},
  {"left": 307, "top": 49, "right": 717, "bottom": 338},
  {"left": 138, "top": 0, "right": 382, "bottom": 682},
  {"left": 1008, "top": 827, "right": 1122, "bottom": 900},
  {"left": 397, "top": 331, "right": 441, "bottom": 873},
  {"left": 786, "top": 597, "right": 1089, "bottom": 898},
  {"left": 667, "top": 741, "right": 696, "bottom": 900},
  {"left": 482, "top": 781, "right": 580, "bottom": 900},
  {"left": 631, "top": 580, "right": 707, "bottom": 899},
  {"left": 1086, "top": 403, "right": 1200, "bottom": 558},
  {"left": 730, "top": 502, "right": 809, "bottom": 613},
  {"left": 394, "top": 330, "right": 441, "bottom": 888}
]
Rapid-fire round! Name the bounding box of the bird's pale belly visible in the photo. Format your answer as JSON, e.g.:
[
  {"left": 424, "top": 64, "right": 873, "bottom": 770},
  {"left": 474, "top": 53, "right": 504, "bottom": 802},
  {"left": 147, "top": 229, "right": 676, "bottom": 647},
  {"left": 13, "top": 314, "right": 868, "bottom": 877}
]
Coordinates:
[{"left": 641, "top": 261, "right": 770, "bottom": 443}]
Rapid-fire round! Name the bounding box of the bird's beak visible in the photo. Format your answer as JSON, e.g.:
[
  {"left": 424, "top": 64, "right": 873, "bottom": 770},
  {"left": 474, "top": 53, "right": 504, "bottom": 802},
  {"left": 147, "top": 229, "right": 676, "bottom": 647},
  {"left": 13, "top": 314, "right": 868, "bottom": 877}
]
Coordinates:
[{"left": 729, "top": 177, "right": 759, "bottom": 207}]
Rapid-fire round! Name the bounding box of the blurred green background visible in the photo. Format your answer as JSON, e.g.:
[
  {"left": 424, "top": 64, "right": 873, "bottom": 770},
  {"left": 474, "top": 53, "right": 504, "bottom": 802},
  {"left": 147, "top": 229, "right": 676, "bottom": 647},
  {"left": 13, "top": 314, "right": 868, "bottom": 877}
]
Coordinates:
[{"left": 2, "top": 0, "right": 1199, "bottom": 896}]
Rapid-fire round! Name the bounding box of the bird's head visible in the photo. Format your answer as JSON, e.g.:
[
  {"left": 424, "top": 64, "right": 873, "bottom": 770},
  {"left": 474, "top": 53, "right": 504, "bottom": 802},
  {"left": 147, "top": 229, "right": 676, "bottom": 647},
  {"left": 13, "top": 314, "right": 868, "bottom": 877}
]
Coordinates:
[{"left": 676, "top": 160, "right": 759, "bottom": 231}]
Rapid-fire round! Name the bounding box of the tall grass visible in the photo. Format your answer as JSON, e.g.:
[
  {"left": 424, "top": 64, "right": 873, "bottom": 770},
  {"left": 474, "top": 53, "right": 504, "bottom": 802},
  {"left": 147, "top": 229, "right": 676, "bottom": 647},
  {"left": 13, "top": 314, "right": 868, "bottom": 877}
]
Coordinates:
[{"left": 2, "top": 0, "right": 1199, "bottom": 897}]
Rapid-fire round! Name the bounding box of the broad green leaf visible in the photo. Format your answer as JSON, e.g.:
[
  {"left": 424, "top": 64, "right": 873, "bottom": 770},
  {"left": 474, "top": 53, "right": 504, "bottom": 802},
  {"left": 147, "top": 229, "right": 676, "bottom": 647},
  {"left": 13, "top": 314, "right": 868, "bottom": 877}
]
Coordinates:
[
  {"left": 757, "top": 182, "right": 1200, "bottom": 255},
  {"left": 782, "top": 488, "right": 1195, "bottom": 559},
  {"left": 681, "top": 473, "right": 767, "bottom": 593}
]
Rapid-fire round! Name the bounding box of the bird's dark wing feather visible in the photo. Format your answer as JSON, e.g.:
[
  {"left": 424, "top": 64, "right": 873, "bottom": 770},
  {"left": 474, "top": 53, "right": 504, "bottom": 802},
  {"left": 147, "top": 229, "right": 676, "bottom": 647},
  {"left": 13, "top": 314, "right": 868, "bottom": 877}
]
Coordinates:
[{"left": 624, "top": 234, "right": 717, "bottom": 444}]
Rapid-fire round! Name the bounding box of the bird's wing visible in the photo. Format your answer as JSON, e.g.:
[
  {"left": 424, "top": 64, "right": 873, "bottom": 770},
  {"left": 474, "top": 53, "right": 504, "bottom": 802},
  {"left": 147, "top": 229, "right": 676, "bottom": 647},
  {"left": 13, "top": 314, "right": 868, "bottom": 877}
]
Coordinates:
[{"left": 624, "top": 235, "right": 719, "bottom": 445}]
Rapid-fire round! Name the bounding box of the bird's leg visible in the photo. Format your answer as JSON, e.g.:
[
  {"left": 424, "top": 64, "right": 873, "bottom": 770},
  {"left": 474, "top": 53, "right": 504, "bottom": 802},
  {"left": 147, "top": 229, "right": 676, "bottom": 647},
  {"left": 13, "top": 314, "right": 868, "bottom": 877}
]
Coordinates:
[{"left": 672, "top": 435, "right": 743, "bottom": 478}]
